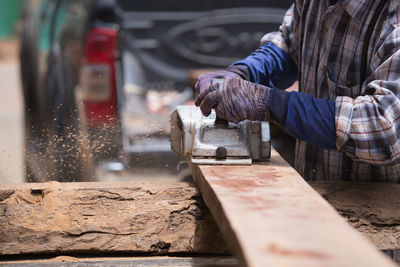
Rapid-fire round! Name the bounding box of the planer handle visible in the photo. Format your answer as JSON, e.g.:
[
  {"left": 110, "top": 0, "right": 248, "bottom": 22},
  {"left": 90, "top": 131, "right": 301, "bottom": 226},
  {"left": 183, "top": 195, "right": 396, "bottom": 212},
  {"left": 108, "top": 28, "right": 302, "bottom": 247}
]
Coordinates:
[{"left": 214, "top": 115, "right": 228, "bottom": 126}]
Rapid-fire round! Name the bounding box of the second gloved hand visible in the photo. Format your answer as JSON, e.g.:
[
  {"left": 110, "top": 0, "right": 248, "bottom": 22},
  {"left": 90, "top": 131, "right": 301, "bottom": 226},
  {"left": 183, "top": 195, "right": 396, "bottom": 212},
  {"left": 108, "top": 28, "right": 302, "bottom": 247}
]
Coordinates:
[
  {"left": 194, "top": 77, "right": 272, "bottom": 123},
  {"left": 194, "top": 65, "right": 251, "bottom": 98}
]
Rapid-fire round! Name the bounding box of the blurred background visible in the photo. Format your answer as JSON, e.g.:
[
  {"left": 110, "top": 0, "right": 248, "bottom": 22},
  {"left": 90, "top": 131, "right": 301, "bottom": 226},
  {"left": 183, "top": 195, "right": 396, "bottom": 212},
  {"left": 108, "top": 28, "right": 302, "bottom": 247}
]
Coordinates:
[{"left": 0, "top": 0, "right": 294, "bottom": 184}]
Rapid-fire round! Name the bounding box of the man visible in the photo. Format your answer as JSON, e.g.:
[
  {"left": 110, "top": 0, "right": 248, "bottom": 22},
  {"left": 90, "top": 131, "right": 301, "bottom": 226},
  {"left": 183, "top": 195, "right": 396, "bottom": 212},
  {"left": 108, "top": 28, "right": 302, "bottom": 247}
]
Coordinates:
[{"left": 195, "top": 0, "right": 400, "bottom": 182}]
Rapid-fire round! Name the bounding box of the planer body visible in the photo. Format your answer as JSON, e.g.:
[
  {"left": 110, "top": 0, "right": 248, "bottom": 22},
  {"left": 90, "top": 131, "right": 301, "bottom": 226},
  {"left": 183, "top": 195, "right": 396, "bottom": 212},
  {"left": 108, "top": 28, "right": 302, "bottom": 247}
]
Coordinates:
[{"left": 170, "top": 105, "right": 271, "bottom": 165}]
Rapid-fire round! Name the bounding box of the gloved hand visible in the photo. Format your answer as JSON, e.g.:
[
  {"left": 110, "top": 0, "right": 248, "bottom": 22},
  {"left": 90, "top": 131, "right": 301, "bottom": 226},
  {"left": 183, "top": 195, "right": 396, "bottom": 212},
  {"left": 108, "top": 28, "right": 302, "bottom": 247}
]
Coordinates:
[
  {"left": 194, "top": 65, "right": 251, "bottom": 98},
  {"left": 194, "top": 77, "right": 272, "bottom": 123}
]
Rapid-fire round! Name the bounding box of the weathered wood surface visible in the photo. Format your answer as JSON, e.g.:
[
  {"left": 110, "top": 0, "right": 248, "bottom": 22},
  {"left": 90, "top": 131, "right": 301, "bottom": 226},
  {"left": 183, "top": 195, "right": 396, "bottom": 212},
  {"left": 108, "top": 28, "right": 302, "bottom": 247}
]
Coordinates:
[
  {"left": 0, "top": 181, "right": 228, "bottom": 255},
  {"left": 192, "top": 149, "right": 395, "bottom": 267},
  {"left": 311, "top": 181, "right": 400, "bottom": 251}
]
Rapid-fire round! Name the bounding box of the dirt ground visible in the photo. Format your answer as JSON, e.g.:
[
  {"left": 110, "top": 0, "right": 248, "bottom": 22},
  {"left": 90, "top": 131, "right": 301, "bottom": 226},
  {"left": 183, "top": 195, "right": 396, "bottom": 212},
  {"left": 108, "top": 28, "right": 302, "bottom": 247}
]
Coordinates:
[{"left": 0, "top": 39, "right": 24, "bottom": 183}]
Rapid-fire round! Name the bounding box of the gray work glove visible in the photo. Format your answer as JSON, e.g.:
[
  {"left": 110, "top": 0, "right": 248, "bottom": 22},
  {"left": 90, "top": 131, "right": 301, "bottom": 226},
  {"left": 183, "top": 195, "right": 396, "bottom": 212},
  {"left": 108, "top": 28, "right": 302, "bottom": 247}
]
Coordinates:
[
  {"left": 194, "top": 77, "right": 272, "bottom": 123},
  {"left": 194, "top": 65, "right": 250, "bottom": 97}
]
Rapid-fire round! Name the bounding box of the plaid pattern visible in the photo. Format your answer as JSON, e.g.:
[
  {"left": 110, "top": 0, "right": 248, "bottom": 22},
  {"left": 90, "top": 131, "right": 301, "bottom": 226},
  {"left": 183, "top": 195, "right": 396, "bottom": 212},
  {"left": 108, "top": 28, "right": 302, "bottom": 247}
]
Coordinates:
[{"left": 262, "top": 0, "right": 400, "bottom": 182}]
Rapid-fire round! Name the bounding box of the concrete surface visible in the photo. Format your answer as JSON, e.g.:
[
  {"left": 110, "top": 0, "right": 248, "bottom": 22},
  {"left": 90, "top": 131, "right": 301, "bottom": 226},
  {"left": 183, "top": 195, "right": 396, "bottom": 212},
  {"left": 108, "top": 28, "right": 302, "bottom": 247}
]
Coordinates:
[{"left": 0, "top": 40, "right": 23, "bottom": 183}]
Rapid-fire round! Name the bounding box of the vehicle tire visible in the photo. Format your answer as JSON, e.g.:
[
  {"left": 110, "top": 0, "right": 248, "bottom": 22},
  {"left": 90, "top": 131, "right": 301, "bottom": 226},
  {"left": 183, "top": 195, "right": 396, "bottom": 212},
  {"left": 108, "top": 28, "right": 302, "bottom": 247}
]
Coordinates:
[
  {"left": 19, "top": 25, "right": 44, "bottom": 182},
  {"left": 45, "top": 46, "right": 96, "bottom": 182}
]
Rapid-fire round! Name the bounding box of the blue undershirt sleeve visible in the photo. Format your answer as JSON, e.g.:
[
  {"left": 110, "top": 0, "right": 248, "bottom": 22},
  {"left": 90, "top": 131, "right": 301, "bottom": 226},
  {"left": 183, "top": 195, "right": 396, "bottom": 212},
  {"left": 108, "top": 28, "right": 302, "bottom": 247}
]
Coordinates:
[
  {"left": 269, "top": 88, "right": 337, "bottom": 149},
  {"left": 230, "top": 42, "right": 298, "bottom": 89},
  {"left": 229, "top": 41, "right": 336, "bottom": 149}
]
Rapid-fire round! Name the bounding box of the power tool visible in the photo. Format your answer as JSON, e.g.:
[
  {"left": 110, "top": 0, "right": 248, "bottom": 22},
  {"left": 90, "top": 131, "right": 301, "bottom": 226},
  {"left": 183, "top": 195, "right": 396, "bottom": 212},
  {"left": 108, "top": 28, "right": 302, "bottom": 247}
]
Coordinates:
[{"left": 170, "top": 105, "right": 271, "bottom": 165}]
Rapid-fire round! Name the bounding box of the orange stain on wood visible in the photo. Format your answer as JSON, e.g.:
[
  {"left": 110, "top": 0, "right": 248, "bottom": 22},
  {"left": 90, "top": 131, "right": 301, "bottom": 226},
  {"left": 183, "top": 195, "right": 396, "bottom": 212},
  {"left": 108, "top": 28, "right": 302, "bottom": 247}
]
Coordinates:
[
  {"left": 212, "top": 179, "right": 264, "bottom": 192},
  {"left": 208, "top": 166, "right": 283, "bottom": 192},
  {"left": 266, "top": 244, "right": 329, "bottom": 259},
  {"left": 239, "top": 195, "right": 276, "bottom": 211}
]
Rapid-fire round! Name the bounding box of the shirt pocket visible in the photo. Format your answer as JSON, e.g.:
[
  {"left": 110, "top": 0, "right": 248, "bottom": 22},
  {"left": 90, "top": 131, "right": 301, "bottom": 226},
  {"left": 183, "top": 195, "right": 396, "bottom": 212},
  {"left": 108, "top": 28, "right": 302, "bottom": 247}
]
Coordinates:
[{"left": 325, "top": 72, "right": 361, "bottom": 98}]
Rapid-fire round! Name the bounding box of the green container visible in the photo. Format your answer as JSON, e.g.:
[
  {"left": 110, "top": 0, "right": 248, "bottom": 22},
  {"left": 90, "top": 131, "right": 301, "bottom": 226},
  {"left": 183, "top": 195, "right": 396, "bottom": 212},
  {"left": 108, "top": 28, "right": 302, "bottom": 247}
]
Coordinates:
[{"left": 0, "top": 0, "right": 22, "bottom": 38}]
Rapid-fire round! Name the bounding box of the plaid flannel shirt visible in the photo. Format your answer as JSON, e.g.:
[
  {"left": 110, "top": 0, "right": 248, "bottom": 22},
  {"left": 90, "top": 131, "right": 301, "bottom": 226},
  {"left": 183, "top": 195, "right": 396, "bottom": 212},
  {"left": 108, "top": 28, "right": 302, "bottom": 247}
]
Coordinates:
[{"left": 262, "top": 0, "right": 400, "bottom": 182}]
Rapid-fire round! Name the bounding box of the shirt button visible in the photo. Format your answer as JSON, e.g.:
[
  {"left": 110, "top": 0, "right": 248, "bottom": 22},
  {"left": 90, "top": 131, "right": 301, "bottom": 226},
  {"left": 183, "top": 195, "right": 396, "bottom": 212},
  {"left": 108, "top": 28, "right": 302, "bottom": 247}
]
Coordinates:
[{"left": 312, "top": 169, "right": 317, "bottom": 173}]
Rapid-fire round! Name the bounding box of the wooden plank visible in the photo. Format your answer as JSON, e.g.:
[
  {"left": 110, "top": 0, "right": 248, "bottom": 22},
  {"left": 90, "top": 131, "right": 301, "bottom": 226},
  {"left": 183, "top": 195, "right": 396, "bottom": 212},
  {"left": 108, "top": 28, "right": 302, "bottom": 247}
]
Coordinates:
[
  {"left": 192, "top": 149, "right": 395, "bottom": 267},
  {"left": 0, "top": 181, "right": 228, "bottom": 256}
]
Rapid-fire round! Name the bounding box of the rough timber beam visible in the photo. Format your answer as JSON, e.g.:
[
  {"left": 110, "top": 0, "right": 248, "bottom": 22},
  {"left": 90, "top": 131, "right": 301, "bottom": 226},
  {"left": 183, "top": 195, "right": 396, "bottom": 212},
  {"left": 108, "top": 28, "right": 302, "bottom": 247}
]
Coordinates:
[
  {"left": 1, "top": 179, "right": 400, "bottom": 260},
  {"left": 192, "top": 149, "right": 395, "bottom": 267},
  {"left": 0, "top": 181, "right": 228, "bottom": 256}
]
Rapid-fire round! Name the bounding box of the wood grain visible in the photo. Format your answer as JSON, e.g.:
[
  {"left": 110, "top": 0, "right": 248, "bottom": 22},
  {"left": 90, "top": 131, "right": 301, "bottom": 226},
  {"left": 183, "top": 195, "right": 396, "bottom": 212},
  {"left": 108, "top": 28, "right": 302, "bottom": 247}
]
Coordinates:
[
  {"left": 0, "top": 181, "right": 228, "bottom": 256},
  {"left": 193, "top": 149, "right": 396, "bottom": 267}
]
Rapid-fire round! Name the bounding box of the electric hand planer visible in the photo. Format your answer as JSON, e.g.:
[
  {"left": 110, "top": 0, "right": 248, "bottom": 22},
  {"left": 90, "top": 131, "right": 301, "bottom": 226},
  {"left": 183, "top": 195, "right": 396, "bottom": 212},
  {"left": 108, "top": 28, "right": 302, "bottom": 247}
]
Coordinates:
[{"left": 170, "top": 105, "right": 271, "bottom": 165}]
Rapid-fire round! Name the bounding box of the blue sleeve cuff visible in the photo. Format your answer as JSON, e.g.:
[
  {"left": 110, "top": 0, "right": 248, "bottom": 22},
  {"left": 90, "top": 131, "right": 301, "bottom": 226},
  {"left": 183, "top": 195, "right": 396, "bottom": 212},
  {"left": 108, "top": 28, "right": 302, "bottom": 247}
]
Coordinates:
[
  {"left": 269, "top": 88, "right": 337, "bottom": 150},
  {"left": 231, "top": 42, "right": 298, "bottom": 89}
]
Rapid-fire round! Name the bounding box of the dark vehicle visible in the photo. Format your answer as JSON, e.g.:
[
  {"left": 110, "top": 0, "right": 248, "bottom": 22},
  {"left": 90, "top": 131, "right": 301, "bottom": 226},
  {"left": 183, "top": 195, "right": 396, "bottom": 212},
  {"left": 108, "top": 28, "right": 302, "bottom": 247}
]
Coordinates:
[{"left": 20, "top": 0, "right": 292, "bottom": 182}]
